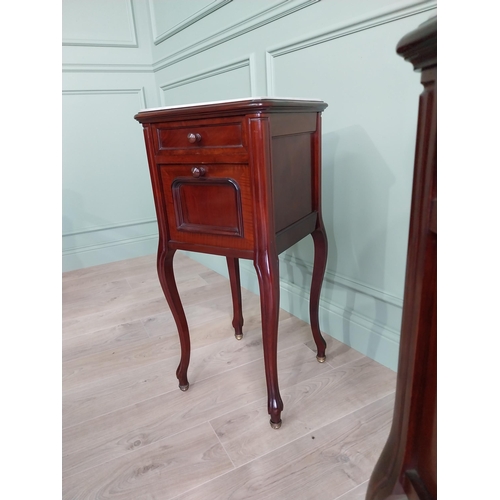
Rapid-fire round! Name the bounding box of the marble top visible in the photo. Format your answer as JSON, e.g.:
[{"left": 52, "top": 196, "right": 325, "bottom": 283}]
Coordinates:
[{"left": 138, "top": 97, "right": 324, "bottom": 113}]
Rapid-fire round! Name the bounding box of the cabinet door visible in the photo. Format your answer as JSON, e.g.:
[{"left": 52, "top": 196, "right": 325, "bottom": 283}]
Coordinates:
[{"left": 158, "top": 163, "right": 254, "bottom": 252}]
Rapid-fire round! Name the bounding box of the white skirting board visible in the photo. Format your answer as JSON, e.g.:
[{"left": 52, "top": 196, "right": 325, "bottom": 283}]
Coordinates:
[{"left": 184, "top": 251, "right": 400, "bottom": 372}]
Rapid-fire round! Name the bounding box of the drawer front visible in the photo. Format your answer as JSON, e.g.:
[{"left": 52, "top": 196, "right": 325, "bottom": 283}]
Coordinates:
[
  {"left": 155, "top": 118, "right": 246, "bottom": 155},
  {"left": 159, "top": 164, "right": 254, "bottom": 250}
]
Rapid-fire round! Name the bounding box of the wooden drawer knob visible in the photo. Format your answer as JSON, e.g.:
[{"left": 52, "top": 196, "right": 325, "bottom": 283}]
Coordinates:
[
  {"left": 187, "top": 132, "right": 202, "bottom": 143},
  {"left": 191, "top": 166, "right": 206, "bottom": 178}
]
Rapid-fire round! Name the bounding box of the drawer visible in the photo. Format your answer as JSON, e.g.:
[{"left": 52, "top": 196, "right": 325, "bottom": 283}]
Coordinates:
[
  {"left": 154, "top": 118, "right": 246, "bottom": 155},
  {"left": 159, "top": 163, "right": 254, "bottom": 251}
]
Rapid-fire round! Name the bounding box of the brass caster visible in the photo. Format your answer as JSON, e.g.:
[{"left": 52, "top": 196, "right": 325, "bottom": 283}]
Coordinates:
[
  {"left": 316, "top": 355, "right": 326, "bottom": 363},
  {"left": 270, "top": 419, "right": 282, "bottom": 430},
  {"left": 235, "top": 333, "right": 243, "bottom": 340},
  {"left": 179, "top": 383, "right": 189, "bottom": 392}
]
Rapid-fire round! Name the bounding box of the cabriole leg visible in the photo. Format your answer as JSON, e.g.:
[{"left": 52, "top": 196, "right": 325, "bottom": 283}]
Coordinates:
[
  {"left": 310, "top": 221, "right": 328, "bottom": 362},
  {"left": 157, "top": 248, "right": 190, "bottom": 391},
  {"left": 226, "top": 257, "right": 244, "bottom": 340},
  {"left": 254, "top": 250, "right": 283, "bottom": 429}
]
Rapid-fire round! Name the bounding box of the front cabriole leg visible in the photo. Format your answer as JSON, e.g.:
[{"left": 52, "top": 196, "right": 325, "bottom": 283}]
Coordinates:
[
  {"left": 254, "top": 249, "right": 283, "bottom": 429},
  {"left": 157, "top": 247, "right": 190, "bottom": 391}
]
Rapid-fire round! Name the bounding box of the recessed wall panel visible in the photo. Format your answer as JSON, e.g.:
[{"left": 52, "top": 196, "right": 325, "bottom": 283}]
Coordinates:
[
  {"left": 150, "top": 0, "right": 232, "bottom": 44},
  {"left": 62, "top": 90, "right": 155, "bottom": 236},
  {"left": 62, "top": 0, "right": 137, "bottom": 46},
  {"left": 160, "top": 62, "right": 252, "bottom": 105},
  {"left": 269, "top": 12, "right": 431, "bottom": 300}
]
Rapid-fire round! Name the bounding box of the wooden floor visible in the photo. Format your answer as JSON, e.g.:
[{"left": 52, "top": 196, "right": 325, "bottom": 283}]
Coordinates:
[{"left": 62, "top": 253, "right": 396, "bottom": 500}]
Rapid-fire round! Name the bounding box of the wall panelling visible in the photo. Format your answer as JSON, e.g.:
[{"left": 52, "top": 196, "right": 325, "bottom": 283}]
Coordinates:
[
  {"left": 150, "top": 0, "right": 232, "bottom": 45},
  {"left": 62, "top": 0, "right": 138, "bottom": 47},
  {"left": 159, "top": 57, "right": 255, "bottom": 105},
  {"left": 63, "top": 0, "right": 437, "bottom": 369}
]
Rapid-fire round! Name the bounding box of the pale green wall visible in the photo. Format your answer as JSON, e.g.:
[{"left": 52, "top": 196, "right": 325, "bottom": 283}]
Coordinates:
[
  {"left": 62, "top": 0, "right": 160, "bottom": 270},
  {"left": 62, "top": 0, "right": 437, "bottom": 370}
]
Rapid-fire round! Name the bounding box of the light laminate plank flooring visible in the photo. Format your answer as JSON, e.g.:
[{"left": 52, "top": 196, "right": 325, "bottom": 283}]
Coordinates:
[{"left": 62, "top": 253, "right": 396, "bottom": 500}]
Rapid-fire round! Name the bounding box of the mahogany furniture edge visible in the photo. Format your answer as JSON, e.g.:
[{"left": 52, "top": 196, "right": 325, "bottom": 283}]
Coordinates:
[{"left": 366, "top": 16, "right": 437, "bottom": 500}]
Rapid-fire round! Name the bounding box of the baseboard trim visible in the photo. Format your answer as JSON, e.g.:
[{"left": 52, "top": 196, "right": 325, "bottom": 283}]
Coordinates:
[
  {"left": 62, "top": 234, "right": 158, "bottom": 272},
  {"left": 184, "top": 252, "right": 399, "bottom": 371}
]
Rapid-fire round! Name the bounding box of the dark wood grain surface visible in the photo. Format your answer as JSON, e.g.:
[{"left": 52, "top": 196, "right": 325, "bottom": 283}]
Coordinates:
[
  {"left": 135, "top": 98, "right": 330, "bottom": 428},
  {"left": 366, "top": 16, "right": 437, "bottom": 500}
]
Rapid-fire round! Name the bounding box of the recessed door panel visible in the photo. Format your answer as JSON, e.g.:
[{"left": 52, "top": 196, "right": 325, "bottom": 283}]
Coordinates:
[
  {"left": 159, "top": 164, "right": 254, "bottom": 251},
  {"left": 172, "top": 178, "right": 243, "bottom": 237}
]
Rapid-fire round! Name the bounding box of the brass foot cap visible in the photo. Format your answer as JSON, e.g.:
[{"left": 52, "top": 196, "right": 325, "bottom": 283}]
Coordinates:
[
  {"left": 179, "top": 383, "right": 190, "bottom": 392},
  {"left": 235, "top": 333, "right": 243, "bottom": 340},
  {"left": 270, "top": 419, "right": 282, "bottom": 430},
  {"left": 316, "top": 355, "right": 326, "bottom": 363}
]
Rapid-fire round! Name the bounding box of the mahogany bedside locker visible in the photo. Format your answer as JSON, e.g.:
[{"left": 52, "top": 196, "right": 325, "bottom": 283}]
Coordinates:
[{"left": 135, "top": 97, "right": 329, "bottom": 429}]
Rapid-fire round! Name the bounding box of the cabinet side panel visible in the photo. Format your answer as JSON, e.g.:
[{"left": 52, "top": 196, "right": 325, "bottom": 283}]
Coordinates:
[{"left": 271, "top": 133, "right": 312, "bottom": 233}]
